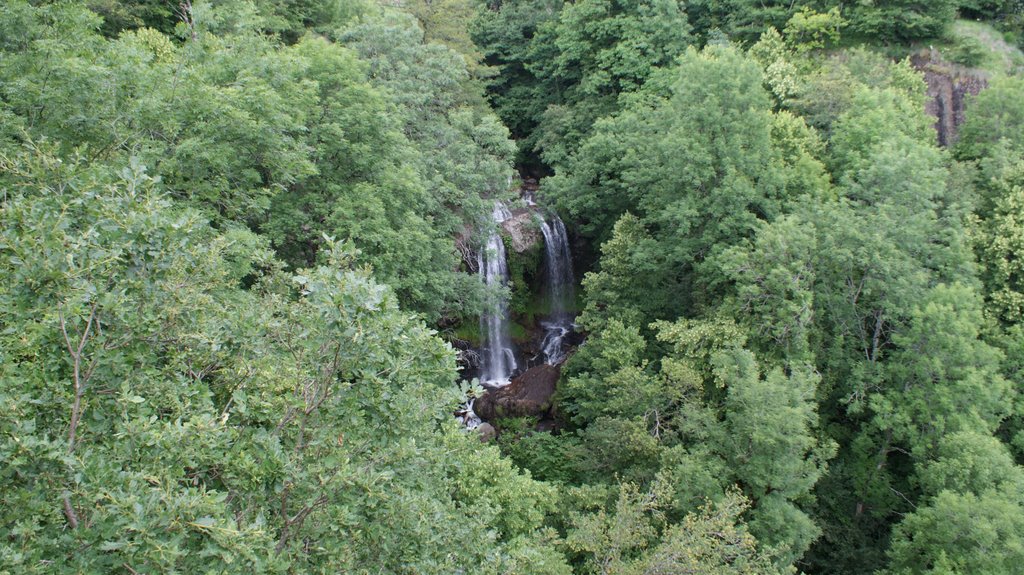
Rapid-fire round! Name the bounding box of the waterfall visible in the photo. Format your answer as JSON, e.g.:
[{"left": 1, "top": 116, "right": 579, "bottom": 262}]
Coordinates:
[
  {"left": 477, "top": 202, "right": 517, "bottom": 386},
  {"left": 538, "top": 215, "right": 575, "bottom": 365}
]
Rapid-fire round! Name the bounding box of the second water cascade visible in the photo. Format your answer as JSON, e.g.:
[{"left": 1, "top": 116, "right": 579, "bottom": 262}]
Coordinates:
[{"left": 538, "top": 215, "right": 575, "bottom": 365}]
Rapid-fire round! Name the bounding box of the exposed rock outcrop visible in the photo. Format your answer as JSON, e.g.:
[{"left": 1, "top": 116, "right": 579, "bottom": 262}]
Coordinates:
[
  {"left": 501, "top": 209, "right": 542, "bottom": 253},
  {"left": 911, "top": 51, "right": 988, "bottom": 147},
  {"left": 474, "top": 364, "right": 559, "bottom": 421}
]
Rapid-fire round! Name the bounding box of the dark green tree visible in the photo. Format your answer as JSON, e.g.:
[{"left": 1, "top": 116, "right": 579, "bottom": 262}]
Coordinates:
[{"left": 844, "top": 0, "right": 958, "bottom": 42}]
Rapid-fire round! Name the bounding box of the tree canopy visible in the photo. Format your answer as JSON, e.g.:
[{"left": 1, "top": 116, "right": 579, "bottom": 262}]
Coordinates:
[{"left": 2, "top": 1, "right": 1023, "bottom": 574}]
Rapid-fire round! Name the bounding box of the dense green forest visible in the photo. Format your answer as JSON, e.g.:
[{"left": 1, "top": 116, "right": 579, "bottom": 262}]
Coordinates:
[{"left": 2, "top": 0, "right": 1024, "bottom": 573}]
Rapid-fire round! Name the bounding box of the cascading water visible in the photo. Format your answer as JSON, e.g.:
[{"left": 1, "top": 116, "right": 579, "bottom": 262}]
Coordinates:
[
  {"left": 477, "top": 202, "right": 518, "bottom": 386},
  {"left": 457, "top": 399, "right": 483, "bottom": 429},
  {"left": 538, "top": 215, "right": 575, "bottom": 365},
  {"left": 461, "top": 194, "right": 577, "bottom": 429}
]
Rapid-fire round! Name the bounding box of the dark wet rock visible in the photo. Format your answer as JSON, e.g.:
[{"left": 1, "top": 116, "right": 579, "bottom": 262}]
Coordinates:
[
  {"left": 534, "top": 418, "right": 559, "bottom": 433},
  {"left": 474, "top": 364, "right": 559, "bottom": 421},
  {"left": 911, "top": 50, "right": 989, "bottom": 147}
]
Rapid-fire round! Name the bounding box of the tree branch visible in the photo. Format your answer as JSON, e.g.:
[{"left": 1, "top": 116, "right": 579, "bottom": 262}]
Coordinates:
[
  {"left": 59, "top": 301, "right": 98, "bottom": 453},
  {"left": 62, "top": 491, "right": 79, "bottom": 529}
]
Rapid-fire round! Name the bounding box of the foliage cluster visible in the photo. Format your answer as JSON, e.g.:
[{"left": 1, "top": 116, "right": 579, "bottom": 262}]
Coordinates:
[
  {"left": 0, "top": 1, "right": 558, "bottom": 573},
  {"left": 0, "top": 0, "right": 515, "bottom": 324}
]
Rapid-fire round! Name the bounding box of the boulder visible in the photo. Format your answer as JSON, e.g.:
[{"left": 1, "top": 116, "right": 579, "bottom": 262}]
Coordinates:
[
  {"left": 477, "top": 422, "right": 497, "bottom": 442},
  {"left": 474, "top": 364, "right": 559, "bottom": 421},
  {"left": 501, "top": 210, "right": 542, "bottom": 253}
]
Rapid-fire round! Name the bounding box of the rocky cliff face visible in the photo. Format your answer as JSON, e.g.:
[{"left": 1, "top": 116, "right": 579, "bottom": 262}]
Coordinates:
[{"left": 911, "top": 51, "right": 989, "bottom": 147}]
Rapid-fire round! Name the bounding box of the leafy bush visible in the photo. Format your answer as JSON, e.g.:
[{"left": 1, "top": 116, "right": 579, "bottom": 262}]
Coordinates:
[{"left": 947, "top": 34, "right": 989, "bottom": 67}]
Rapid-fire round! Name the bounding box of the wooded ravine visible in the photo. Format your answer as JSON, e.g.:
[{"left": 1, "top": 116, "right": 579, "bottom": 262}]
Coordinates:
[{"left": 2, "top": 1, "right": 1024, "bottom": 573}]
